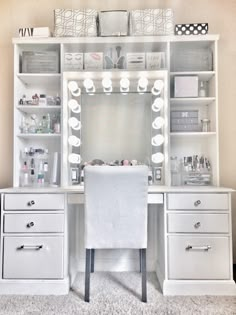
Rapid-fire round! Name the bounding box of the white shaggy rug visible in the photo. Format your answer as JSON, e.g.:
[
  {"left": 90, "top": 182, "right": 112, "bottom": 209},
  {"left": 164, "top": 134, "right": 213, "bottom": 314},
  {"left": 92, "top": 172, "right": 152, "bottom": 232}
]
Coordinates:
[{"left": 0, "top": 273, "right": 235, "bottom": 315}]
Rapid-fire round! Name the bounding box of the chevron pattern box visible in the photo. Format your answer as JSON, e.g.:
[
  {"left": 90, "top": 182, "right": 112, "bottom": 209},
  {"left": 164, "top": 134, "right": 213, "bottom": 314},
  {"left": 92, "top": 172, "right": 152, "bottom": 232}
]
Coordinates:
[
  {"left": 54, "top": 9, "right": 98, "bottom": 37},
  {"left": 130, "top": 9, "right": 174, "bottom": 36}
]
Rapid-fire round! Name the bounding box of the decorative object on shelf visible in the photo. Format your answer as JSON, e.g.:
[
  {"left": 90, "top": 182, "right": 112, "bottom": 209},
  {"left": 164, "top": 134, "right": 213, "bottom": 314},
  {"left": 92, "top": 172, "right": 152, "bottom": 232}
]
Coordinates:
[
  {"left": 19, "top": 27, "right": 51, "bottom": 38},
  {"left": 170, "top": 110, "right": 200, "bottom": 132},
  {"left": 146, "top": 52, "right": 166, "bottom": 70},
  {"left": 182, "top": 155, "right": 211, "bottom": 185},
  {"left": 201, "top": 118, "right": 210, "bottom": 132},
  {"left": 199, "top": 80, "right": 207, "bottom": 97},
  {"left": 130, "top": 9, "right": 174, "bottom": 36},
  {"left": 126, "top": 53, "right": 145, "bottom": 70},
  {"left": 99, "top": 10, "right": 129, "bottom": 36},
  {"left": 175, "top": 23, "right": 208, "bottom": 36},
  {"left": 53, "top": 9, "right": 98, "bottom": 37},
  {"left": 104, "top": 46, "right": 125, "bottom": 69},
  {"left": 22, "top": 51, "right": 59, "bottom": 73},
  {"left": 84, "top": 52, "right": 103, "bottom": 70},
  {"left": 64, "top": 53, "right": 83, "bottom": 71},
  {"left": 174, "top": 76, "right": 199, "bottom": 98}
]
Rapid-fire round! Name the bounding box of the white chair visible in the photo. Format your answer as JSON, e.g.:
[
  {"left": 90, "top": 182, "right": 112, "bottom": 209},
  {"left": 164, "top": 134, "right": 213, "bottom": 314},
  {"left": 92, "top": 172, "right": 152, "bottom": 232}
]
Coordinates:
[{"left": 84, "top": 165, "right": 148, "bottom": 302}]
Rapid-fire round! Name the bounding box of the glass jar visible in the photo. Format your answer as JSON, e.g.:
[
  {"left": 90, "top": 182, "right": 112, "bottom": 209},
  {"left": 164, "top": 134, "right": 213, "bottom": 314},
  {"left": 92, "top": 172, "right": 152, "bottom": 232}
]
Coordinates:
[{"left": 201, "top": 119, "right": 210, "bottom": 132}]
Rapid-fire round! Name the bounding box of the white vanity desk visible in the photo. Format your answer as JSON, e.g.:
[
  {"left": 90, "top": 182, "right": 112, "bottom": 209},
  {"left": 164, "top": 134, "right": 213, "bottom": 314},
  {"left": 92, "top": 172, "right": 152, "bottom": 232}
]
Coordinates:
[{"left": 0, "top": 185, "right": 235, "bottom": 296}]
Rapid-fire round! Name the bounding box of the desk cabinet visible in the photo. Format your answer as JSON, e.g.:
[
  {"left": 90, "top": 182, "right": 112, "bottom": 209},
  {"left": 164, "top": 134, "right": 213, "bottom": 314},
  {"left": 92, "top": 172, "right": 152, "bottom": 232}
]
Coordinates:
[{"left": 1, "top": 193, "right": 66, "bottom": 283}]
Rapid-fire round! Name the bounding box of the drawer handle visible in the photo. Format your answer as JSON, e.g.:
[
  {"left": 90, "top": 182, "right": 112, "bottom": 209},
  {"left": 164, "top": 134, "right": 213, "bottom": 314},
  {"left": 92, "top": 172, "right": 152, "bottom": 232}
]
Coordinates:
[
  {"left": 18, "top": 245, "right": 43, "bottom": 250},
  {"left": 26, "top": 222, "right": 35, "bottom": 228},
  {"left": 27, "top": 200, "right": 35, "bottom": 206},
  {"left": 186, "top": 245, "right": 211, "bottom": 251},
  {"left": 194, "top": 200, "right": 201, "bottom": 207},
  {"left": 194, "top": 222, "right": 201, "bottom": 229}
]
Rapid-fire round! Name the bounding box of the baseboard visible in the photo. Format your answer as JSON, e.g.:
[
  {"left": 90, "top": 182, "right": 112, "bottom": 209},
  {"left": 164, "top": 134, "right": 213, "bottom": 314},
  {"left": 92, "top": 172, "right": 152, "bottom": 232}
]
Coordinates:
[
  {"left": 0, "top": 277, "right": 70, "bottom": 295},
  {"left": 163, "top": 279, "right": 236, "bottom": 296}
]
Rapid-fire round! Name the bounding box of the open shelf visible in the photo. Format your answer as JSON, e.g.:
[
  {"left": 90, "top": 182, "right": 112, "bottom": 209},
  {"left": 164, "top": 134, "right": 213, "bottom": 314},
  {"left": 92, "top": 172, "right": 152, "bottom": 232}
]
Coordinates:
[
  {"left": 170, "top": 71, "right": 215, "bottom": 81},
  {"left": 170, "top": 97, "right": 216, "bottom": 107},
  {"left": 170, "top": 132, "right": 216, "bottom": 137},
  {"left": 17, "top": 133, "right": 61, "bottom": 139},
  {"left": 17, "top": 73, "right": 61, "bottom": 86},
  {"left": 16, "top": 105, "right": 61, "bottom": 114}
]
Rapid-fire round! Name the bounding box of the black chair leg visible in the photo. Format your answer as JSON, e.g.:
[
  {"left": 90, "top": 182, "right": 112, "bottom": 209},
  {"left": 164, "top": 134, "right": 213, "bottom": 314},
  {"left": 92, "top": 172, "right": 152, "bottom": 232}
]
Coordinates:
[
  {"left": 91, "top": 249, "right": 95, "bottom": 273},
  {"left": 85, "top": 249, "right": 91, "bottom": 302},
  {"left": 141, "top": 248, "right": 147, "bottom": 303},
  {"left": 139, "top": 249, "right": 142, "bottom": 273}
]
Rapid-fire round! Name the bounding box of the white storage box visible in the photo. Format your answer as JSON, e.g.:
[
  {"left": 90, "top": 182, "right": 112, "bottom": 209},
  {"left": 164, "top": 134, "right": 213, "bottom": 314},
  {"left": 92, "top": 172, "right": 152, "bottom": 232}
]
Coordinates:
[
  {"left": 54, "top": 9, "right": 98, "bottom": 37},
  {"left": 64, "top": 53, "right": 83, "bottom": 71},
  {"left": 174, "top": 76, "right": 199, "bottom": 98},
  {"left": 99, "top": 10, "right": 129, "bottom": 36},
  {"left": 146, "top": 52, "right": 165, "bottom": 70},
  {"left": 19, "top": 27, "right": 51, "bottom": 38},
  {"left": 127, "top": 53, "right": 145, "bottom": 70},
  {"left": 130, "top": 9, "right": 174, "bottom": 36},
  {"left": 22, "top": 51, "right": 59, "bottom": 73},
  {"left": 84, "top": 52, "right": 103, "bottom": 70}
]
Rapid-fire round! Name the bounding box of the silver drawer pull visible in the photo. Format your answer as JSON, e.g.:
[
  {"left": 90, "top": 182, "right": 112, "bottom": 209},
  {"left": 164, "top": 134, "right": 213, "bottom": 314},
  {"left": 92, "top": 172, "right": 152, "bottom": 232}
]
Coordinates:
[
  {"left": 194, "top": 200, "right": 201, "bottom": 206},
  {"left": 186, "top": 245, "right": 211, "bottom": 251},
  {"left": 26, "top": 222, "right": 35, "bottom": 228},
  {"left": 18, "top": 245, "right": 43, "bottom": 250},
  {"left": 27, "top": 200, "right": 35, "bottom": 206},
  {"left": 194, "top": 222, "right": 201, "bottom": 228}
]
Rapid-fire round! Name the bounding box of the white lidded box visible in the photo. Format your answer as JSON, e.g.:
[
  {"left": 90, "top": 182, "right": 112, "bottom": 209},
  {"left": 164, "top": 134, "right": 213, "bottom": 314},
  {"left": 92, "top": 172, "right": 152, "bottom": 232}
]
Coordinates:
[
  {"left": 22, "top": 51, "right": 59, "bottom": 73},
  {"left": 99, "top": 10, "right": 129, "bottom": 36},
  {"left": 84, "top": 52, "right": 103, "bottom": 70},
  {"left": 174, "top": 76, "right": 199, "bottom": 98},
  {"left": 64, "top": 53, "right": 83, "bottom": 71}
]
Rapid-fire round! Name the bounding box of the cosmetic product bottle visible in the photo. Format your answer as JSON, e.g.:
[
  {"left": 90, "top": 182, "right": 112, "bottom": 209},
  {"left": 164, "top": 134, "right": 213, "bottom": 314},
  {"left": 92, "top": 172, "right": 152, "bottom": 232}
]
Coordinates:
[{"left": 20, "top": 161, "right": 29, "bottom": 187}]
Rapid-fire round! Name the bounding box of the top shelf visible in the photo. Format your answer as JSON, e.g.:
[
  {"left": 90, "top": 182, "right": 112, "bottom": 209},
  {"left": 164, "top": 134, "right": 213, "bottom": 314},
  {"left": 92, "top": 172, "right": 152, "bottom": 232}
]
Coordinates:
[{"left": 12, "top": 34, "right": 220, "bottom": 45}]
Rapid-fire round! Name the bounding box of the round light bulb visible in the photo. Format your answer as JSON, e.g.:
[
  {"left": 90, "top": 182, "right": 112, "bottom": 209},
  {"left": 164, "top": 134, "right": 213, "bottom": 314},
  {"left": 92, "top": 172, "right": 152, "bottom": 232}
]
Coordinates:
[
  {"left": 68, "top": 153, "right": 81, "bottom": 164},
  {"left": 151, "top": 134, "right": 164, "bottom": 146},
  {"left": 68, "top": 81, "right": 81, "bottom": 97},
  {"left": 68, "top": 135, "right": 81, "bottom": 147},
  {"left": 152, "top": 98, "right": 164, "bottom": 112},
  {"left": 68, "top": 99, "right": 81, "bottom": 113},
  {"left": 138, "top": 77, "right": 148, "bottom": 92},
  {"left": 120, "top": 78, "right": 130, "bottom": 89},
  {"left": 151, "top": 152, "right": 164, "bottom": 164},
  {"left": 152, "top": 80, "right": 164, "bottom": 95},
  {"left": 68, "top": 117, "right": 81, "bottom": 130},
  {"left": 152, "top": 117, "right": 165, "bottom": 129},
  {"left": 83, "top": 78, "right": 94, "bottom": 90},
  {"left": 102, "top": 77, "right": 112, "bottom": 89}
]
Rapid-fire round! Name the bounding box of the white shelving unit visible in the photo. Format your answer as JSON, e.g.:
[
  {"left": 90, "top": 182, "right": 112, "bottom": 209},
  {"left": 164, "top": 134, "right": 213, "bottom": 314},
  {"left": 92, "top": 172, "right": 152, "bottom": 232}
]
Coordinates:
[{"left": 13, "top": 34, "right": 220, "bottom": 188}]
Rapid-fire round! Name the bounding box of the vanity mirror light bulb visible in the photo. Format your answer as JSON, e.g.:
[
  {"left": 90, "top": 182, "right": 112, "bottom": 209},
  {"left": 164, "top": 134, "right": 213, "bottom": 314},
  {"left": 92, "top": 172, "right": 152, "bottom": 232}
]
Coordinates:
[
  {"left": 137, "top": 77, "right": 148, "bottom": 93},
  {"left": 151, "top": 134, "right": 164, "bottom": 146},
  {"left": 102, "top": 77, "right": 112, "bottom": 94},
  {"left": 68, "top": 99, "right": 81, "bottom": 113},
  {"left": 151, "top": 152, "right": 164, "bottom": 164},
  {"left": 152, "top": 80, "right": 164, "bottom": 96},
  {"left": 152, "top": 116, "right": 165, "bottom": 129},
  {"left": 151, "top": 98, "right": 164, "bottom": 112},
  {"left": 83, "top": 78, "right": 95, "bottom": 94},
  {"left": 120, "top": 77, "right": 130, "bottom": 93},
  {"left": 68, "top": 135, "right": 81, "bottom": 147},
  {"left": 68, "top": 153, "right": 81, "bottom": 164},
  {"left": 68, "top": 81, "right": 81, "bottom": 97},
  {"left": 68, "top": 117, "right": 81, "bottom": 130}
]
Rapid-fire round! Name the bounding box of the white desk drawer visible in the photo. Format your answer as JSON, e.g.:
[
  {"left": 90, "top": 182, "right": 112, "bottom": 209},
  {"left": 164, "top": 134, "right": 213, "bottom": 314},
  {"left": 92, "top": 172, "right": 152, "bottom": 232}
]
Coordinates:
[
  {"left": 167, "top": 213, "right": 229, "bottom": 233},
  {"left": 168, "top": 236, "right": 230, "bottom": 280},
  {"left": 3, "top": 236, "right": 64, "bottom": 279},
  {"left": 4, "top": 194, "right": 64, "bottom": 210},
  {"left": 4, "top": 213, "right": 64, "bottom": 233},
  {"left": 167, "top": 193, "right": 228, "bottom": 210},
  {"left": 148, "top": 193, "right": 163, "bottom": 204}
]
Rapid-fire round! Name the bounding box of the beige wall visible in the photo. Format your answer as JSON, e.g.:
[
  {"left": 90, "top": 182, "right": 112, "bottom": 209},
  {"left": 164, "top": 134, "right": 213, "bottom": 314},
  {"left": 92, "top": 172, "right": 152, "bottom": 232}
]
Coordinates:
[{"left": 0, "top": 0, "right": 236, "bottom": 260}]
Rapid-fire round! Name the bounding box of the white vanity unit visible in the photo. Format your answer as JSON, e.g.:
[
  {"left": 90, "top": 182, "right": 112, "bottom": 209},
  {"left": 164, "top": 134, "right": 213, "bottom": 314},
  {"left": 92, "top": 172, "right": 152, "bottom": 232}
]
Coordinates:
[{"left": 0, "top": 34, "right": 234, "bottom": 295}]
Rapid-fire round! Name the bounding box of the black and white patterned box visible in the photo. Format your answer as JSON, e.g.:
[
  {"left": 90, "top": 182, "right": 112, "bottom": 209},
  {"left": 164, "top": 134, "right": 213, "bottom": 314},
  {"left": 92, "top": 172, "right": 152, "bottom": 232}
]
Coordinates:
[{"left": 175, "top": 23, "right": 208, "bottom": 35}]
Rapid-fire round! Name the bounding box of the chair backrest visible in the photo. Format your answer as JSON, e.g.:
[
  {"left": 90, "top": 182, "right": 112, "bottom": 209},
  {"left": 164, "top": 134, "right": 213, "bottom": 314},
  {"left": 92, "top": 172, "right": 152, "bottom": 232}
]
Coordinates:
[{"left": 84, "top": 165, "right": 148, "bottom": 249}]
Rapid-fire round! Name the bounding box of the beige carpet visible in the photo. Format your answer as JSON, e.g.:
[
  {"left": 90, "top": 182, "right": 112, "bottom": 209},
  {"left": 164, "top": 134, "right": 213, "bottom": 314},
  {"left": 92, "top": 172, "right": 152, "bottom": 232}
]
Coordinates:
[{"left": 0, "top": 273, "right": 235, "bottom": 315}]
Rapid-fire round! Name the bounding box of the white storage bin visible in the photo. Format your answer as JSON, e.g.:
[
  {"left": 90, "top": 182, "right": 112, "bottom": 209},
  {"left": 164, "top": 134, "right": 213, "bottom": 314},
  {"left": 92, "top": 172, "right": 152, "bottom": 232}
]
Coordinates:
[
  {"left": 130, "top": 9, "right": 174, "bottom": 36},
  {"left": 99, "top": 10, "right": 129, "bottom": 36},
  {"left": 22, "top": 51, "right": 59, "bottom": 73}
]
